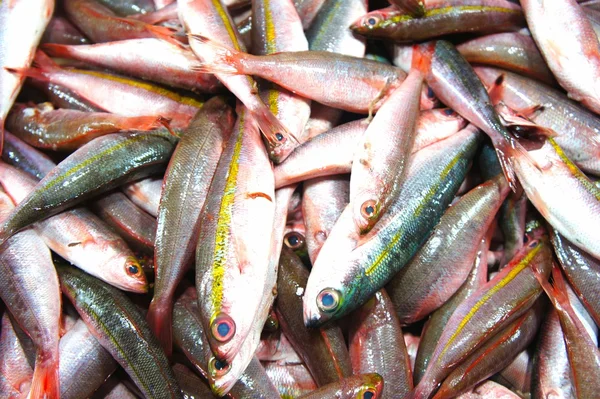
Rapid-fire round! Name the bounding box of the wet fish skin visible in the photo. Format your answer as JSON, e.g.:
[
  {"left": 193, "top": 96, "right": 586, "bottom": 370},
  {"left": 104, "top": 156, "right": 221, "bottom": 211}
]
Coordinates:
[
  {"left": 59, "top": 320, "right": 118, "bottom": 399},
  {"left": 263, "top": 360, "right": 318, "bottom": 399},
  {"left": 456, "top": 32, "right": 555, "bottom": 85},
  {"left": 252, "top": 0, "right": 311, "bottom": 163},
  {"left": 95, "top": 0, "right": 155, "bottom": 16},
  {"left": 0, "top": 313, "right": 33, "bottom": 398},
  {"left": 6, "top": 102, "right": 162, "bottom": 151},
  {"left": 58, "top": 264, "right": 183, "bottom": 399},
  {"left": 551, "top": 228, "right": 600, "bottom": 328},
  {"left": 122, "top": 176, "right": 162, "bottom": 217},
  {"left": 531, "top": 309, "right": 576, "bottom": 399},
  {"left": 351, "top": 1, "right": 525, "bottom": 43},
  {"left": 172, "top": 363, "right": 216, "bottom": 399},
  {"left": 0, "top": 130, "right": 177, "bottom": 246},
  {"left": 2, "top": 131, "right": 56, "bottom": 180},
  {"left": 521, "top": 0, "right": 600, "bottom": 114},
  {"left": 495, "top": 349, "right": 532, "bottom": 398},
  {"left": 296, "top": 373, "right": 384, "bottom": 399},
  {"left": 41, "top": 16, "right": 90, "bottom": 45},
  {"left": 42, "top": 39, "right": 223, "bottom": 93},
  {"left": 349, "top": 289, "right": 413, "bottom": 398},
  {"left": 0, "top": 0, "right": 54, "bottom": 150},
  {"left": 149, "top": 96, "right": 234, "bottom": 356},
  {"left": 410, "top": 224, "right": 552, "bottom": 399},
  {"left": 0, "top": 191, "right": 61, "bottom": 399},
  {"left": 302, "top": 175, "right": 349, "bottom": 264},
  {"left": 303, "top": 125, "right": 480, "bottom": 327},
  {"left": 276, "top": 247, "right": 353, "bottom": 386},
  {"left": 433, "top": 299, "right": 545, "bottom": 399},
  {"left": 388, "top": 174, "right": 509, "bottom": 324},
  {"left": 195, "top": 105, "right": 275, "bottom": 363},
  {"left": 475, "top": 66, "right": 600, "bottom": 176}
]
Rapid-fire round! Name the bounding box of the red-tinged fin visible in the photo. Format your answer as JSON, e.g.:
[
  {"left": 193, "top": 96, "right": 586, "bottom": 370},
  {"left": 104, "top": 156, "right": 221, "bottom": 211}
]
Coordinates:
[
  {"left": 117, "top": 115, "right": 168, "bottom": 132},
  {"left": 155, "top": 116, "right": 178, "bottom": 137},
  {"left": 188, "top": 34, "right": 243, "bottom": 75},
  {"left": 28, "top": 357, "right": 59, "bottom": 399},
  {"left": 411, "top": 42, "right": 436, "bottom": 75},
  {"left": 495, "top": 103, "right": 560, "bottom": 141},
  {"left": 40, "top": 44, "right": 73, "bottom": 59},
  {"left": 147, "top": 298, "right": 173, "bottom": 357},
  {"left": 144, "top": 24, "right": 185, "bottom": 48},
  {"left": 251, "top": 106, "right": 299, "bottom": 147}
]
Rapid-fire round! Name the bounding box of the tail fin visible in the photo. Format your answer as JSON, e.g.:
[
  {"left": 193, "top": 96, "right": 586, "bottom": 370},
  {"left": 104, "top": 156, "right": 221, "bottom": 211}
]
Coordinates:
[
  {"left": 144, "top": 24, "right": 184, "bottom": 48},
  {"left": 5, "top": 51, "right": 58, "bottom": 85},
  {"left": 40, "top": 44, "right": 73, "bottom": 60},
  {"left": 147, "top": 298, "right": 173, "bottom": 357},
  {"left": 531, "top": 263, "right": 575, "bottom": 317},
  {"left": 118, "top": 115, "right": 170, "bottom": 132},
  {"left": 27, "top": 356, "right": 59, "bottom": 399},
  {"left": 188, "top": 34, "right": 243, "bottom": 75}
]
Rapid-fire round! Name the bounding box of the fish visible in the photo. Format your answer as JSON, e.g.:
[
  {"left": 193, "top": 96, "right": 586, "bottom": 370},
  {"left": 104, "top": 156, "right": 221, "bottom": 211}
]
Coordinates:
[
  {"left": 0, "top": 313, "right": 33, "bottom": 398},
  {"left": 295, "top": 373, "right": 384, "bottom": 399},
  {"left": 121, "top": 176, "right": 162, "bottom": 217},
  {"left": 57, "top": 263, "right": 183, "bottom": 398},
  {"left": 0, "top": 0, "right": 54, "bottom": 151},
  {"left": 0, "top": 129, "right": 177, "bottom": 245},
  {"left": 303, "top": 125, "right": 480, "bottom": 327},
  {"left": 41, "top": 16, "right": 90, "bottom": 46},
  {"left": 351, "top": 0, "right": 525, "bottom": 43},
  {"left": 521, "top": 0, "right": 600, "bottom": 114},
  {"left": 349, "top": 289, "right": 413, "bottom": 398},
  {"left": 149, "top": 96, "right": 234, "bottom": 355},
  {"left": 387, "top": 174, "right": 509, "bottom": 324}
]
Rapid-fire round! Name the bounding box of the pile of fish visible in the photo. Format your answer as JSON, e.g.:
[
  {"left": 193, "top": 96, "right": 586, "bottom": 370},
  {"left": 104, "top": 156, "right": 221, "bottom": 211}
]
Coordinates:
[{"left": 2, "top": 0, "right": 600, "bottom": 397}]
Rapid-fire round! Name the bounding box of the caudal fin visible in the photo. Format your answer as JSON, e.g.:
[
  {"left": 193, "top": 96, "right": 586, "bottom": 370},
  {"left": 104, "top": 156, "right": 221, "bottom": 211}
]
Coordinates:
[
  {"left": 188, "top": 34, "right": 243, "bottom": 75},
  {"left": 27, "top": 356, "right": 59, "bottom": 399},
  {"left": 147, "top": 298, "right": 173, "bottom": 357},
  {"left": 40, "top": 44, "right": 73, "bottom": 60}
]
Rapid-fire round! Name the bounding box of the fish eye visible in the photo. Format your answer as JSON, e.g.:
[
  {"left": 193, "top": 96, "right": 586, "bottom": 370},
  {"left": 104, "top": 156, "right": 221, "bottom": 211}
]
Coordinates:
[
  {"left": 275, "top": 132, "right": 284, "bottom": 142},
  {"left": 367, "top": 17, "right": 378, "bottom": 26},
  {"left": 211, "top": 313, "right": 236, "bottom": 342},
  {"left": 284, "top": 232, "right": 305, "bottom": 250},
  {"left": 360, "top": 200, "right": 378, "bottom": 220},
  {"left": 362, "top": 389, "right": 376, "bottom": 399},
  {"left": 443, "top": 108, "right": 454, "bottom": 116},
  {"left": 317, "top": 288, "right": 341, "bottom": 313},
  {"left": 209, "top": 357, "right": 231, "bottom": 377},
  {"left": 125, "top": 259, "right": 141, "bottom": 276},
  {"left": 528, "top": 240, "right": 539, "bottom": 249}
]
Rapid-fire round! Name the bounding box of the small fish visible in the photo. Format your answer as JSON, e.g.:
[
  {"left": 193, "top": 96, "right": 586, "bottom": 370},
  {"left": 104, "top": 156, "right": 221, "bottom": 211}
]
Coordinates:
[
  {"left": 121, "top": 176, "right": 162, "bottom": 217},
  {"left": 296, "top": 373, "right": 384, "bottom": 399}
]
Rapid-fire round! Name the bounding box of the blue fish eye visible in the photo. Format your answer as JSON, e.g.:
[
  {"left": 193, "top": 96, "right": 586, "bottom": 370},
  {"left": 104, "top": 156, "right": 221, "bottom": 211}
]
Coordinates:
[
  {"left": 217, "top": 322, "right": 230, "bottom": 337},
  {"left": 322, "top": 293, "right": 334, "bottom": 307},
  {"left": 364, "top": 392, "right": 375, "bottom": 399}
]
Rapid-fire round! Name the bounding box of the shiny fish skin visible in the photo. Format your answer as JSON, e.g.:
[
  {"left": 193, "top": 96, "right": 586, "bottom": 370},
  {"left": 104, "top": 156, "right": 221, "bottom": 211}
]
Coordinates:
[
  {"left": 2, "top": 131, "right": 56, "bottom": 180},
  {"left": 0, "top": 130, "right": 176, "bottom": 245},
  {"left": 551, "top": 228, "right": 600, "bottom": 328},
  {"left": 303, "top": 125, "right": 480, "bottom": 327},
  {"left": 410, "top": 225, "right": 552, "bottom": 399},
  {"left": 42, "top": 39, "right": 222, "bottom": 93},
  {"left": 149, "top": 96, "right": 234, "bottom": 355},
  {"left": 521, "top": 0, "right": 600, "bottom": 114},
  {"left": 6, "top": 103, "right": 161, "bottom": 151},
  {"left": 276, "top": 247, "right": 353, "bottom": 387},
  {"left": 195, "top": 106, "right": 275, "bottom": 363},
  {"left": 0, "top": 0, "right": 54, "bottom": 149},
  {"left": 41, "top": 16, "right": 90, "bottom": 46},
  {"left": 349, "top": 289, "right": 413, "bottom": 398},
  {"left": 58, "top": 320, "right": 118, "bottom": 399},
  {"left": 252, "top": 0, "right": 311, "bottom": 163},
  {"left": 351, "top": 0, "right": 525, "bottom": 43},
  {"left": 413, "top": 237, "right": 488, "bottom": 384},
  {"left": 388, "top": 174, "right": 509, "bottom": 324},
  {"left": 0, "top": 162, "right": 147, "bottom": 293},
  {"left": 263, "top": 361, "right": 318, "bottom": 398},
  {"left": 121, "top": 176, "right": 162, "bottom": 216},
  {"left": 475, "top": 67, "right": 600, "bottom": 176},
  {"left": 433, "top": 299, "right": 545, "bottom": 399},
  {"left": 0, "top": 192, "right": 61, "bottom": 399},
  {"left": 302, "top": 175, "right": 349, "bottom": 264},
  {"left": 58, "top": 264, "right": 183, "bottom": 399},
  {"left": 172, "top": 363, "right": 216, "bottom": 399},
  {"left": 0, "top": 313, "right": 33, "bottom": 398},
  {"left": 296, "top": 373, "right": 384, "bottom": 399},
  {"left": 456, "top": 32, "right": 555, "bottom": 85}
]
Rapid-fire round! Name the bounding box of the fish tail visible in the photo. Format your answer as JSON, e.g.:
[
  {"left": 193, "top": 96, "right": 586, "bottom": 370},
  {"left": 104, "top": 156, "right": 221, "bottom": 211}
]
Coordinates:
[
  {"left": 147, "top": 297, "right": 173, "bottom": 357},
  {"left": 27, "top": 355, "right": 59, "bottom": 399},
  {"left": 188, "top": 34, "right": 243, "bottom": 75},
  {"left": 144, "top": 24, "right": 183, "bottom": 48},
  {"left": 532, "top": 263, "right": 574, "bottom": 316},
  {"left": 5, "top": 51, "right": 57, "bottom": 84},
  {"left": 40, "top": 43, "right": 72, "bottom": 59},
  {"left": 119, "top": 115, "right": 169, "bottom": 132}
]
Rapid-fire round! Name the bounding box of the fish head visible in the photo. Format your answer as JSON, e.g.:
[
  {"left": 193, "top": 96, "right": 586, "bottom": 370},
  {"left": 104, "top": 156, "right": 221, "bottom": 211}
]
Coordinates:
[
  {"left": 355, "top": 373, "right": 384, "bottom": 399},
  {"left": 350, "top": 8, "right": 407, "bottom": 35},
  {"left": 114, "top": 256, "right": 148, "bottom": 293},
  {"left": 206, "top": 310, "right": 242, "bottom": 363},
  {"left": 303, "top": 282, "right": 348, "bottom": 328}
]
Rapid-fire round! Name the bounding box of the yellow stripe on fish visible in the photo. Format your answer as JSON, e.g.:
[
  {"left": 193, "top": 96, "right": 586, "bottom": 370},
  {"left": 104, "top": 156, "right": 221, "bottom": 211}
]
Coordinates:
[
  {"left": 380, "top": 6, "right": 520, "bottom": 28},
  {"left": 212, "top": 0, "right": 242, "bottom": 51},
  {"left": 548, "top": 138, "right": 600, "bottom": 201}
]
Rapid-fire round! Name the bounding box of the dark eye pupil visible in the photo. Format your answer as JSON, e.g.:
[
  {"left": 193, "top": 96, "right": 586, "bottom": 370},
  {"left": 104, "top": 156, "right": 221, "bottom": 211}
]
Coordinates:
[
  {"left": 128, "top": 265, "right": 139, "bottom": 274},
  {"left": 214, "top": 359, "right": 227, "bottom": 370},
  {"left": 364, "top": 391, "right": 375, "bottom": 399},
  {"left": 427, "top": 87, "right": 435, "bottom": 98},
  {"left": 444, "top": 108, "right": 454, "bottom": 115},
  {"left": 217, "top": 322, "right": 230, "bottom": 337},
  {"left": 322, "top": 293, "right": 335, "bottom": 307},
  {"left": 288, "top": 235, "right": 299, "bottom": 246},
  {"left": 365, "top": 205, "right": 375, "bottom": 216},
  {"left": 275, "top": 133, "right": 284, "bottom": 141},
  {"left": 368, "top": 17, "right": 377, "bottom": 25}
]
